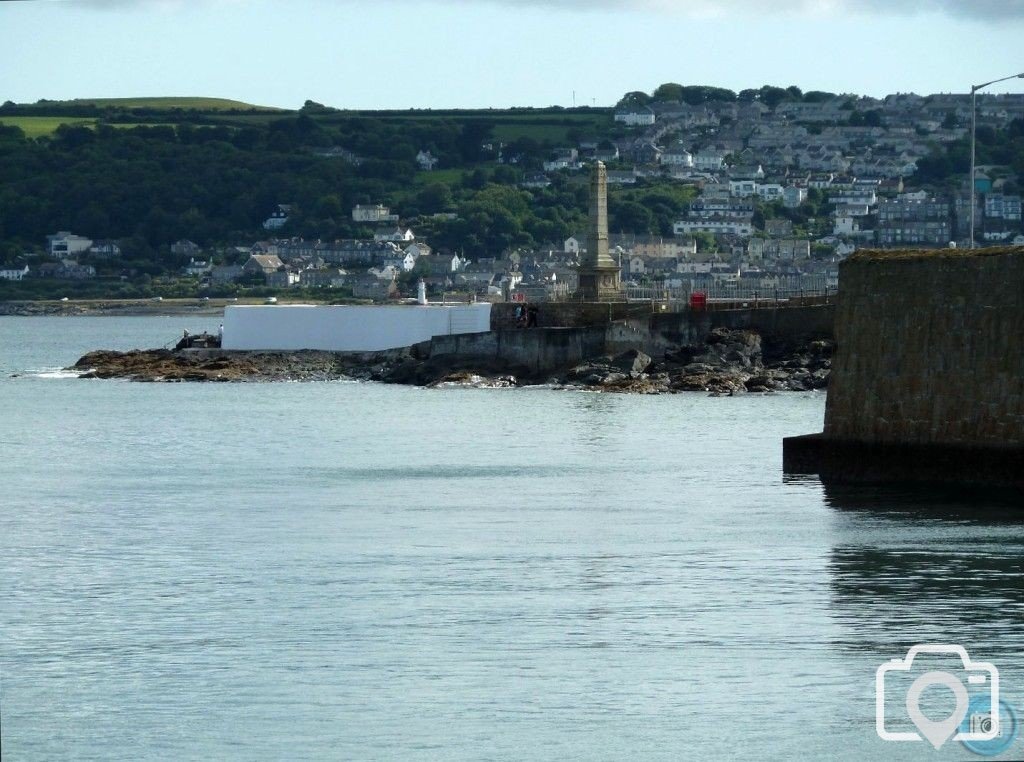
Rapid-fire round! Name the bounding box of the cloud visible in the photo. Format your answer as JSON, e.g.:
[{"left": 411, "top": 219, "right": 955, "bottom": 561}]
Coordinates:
[{"left": 66, "top": 0, "right": 1024, "bottom": 20}]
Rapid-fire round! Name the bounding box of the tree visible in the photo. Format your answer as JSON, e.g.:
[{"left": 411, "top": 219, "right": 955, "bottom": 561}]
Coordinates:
[
  {"left": 692, "top": 232, "right": 716, "bottom": 253},
  {"left": 316, "top": 194, "right": 344, "bottom": 220},
  {"left": 758, "top": 86, "right": 790, "bottom": 109},
  {"left": 491, "top": 165, "right": 519, "bottom": 185},
  {"left": 416, "top": 183, "right": 452, "bottom": 214},
  {"left": 652, "top": 83, "right": 685, "bottom": 102},
  {"left": 612, "top": 200, "right": 654, "bottom": 234},
  {"left": 0, "top": 124, "right": 25, "bottom": 142},
  {"left": 803, "top": 91, "right": 836, "bottom": 103},
  {"left": 463, "top": 168, "right": 489, "bottom": 190},
  {"left": 616, "top": 91, "right": 652, "bottom": 108},
  {"left": 679, "top": 86, "right": 737, "bottom": 105}
]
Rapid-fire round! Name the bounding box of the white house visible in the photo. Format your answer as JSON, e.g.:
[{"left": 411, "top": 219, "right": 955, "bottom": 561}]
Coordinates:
[
  {"left": 756, "top": 184, "right": 785, "bottom": 202},
  {"left": 46, "top": 232, "right": 92, "bottom": 258},
  {"left": 352, "top": 204, "right": 398, "bottom": 223},
  {"left": 692, "top": 149, "right": 727, "bottom": 171},
  {"left": 262, "top": 204, "right": 292, "bottom": 231},
  {"left": 676, "top": 261, "right": 713, "bottom": 274},
  {"left": 783, "top": 187, "right": 808, "bottom": 208},
  {"left": 834, "top": 203, "right": 871, "bottom": 217},
  {"left": 661, "top": 145, "right": 694, "bottom": 167},
  {"left": 614, "top": 106, "right": 656, "bottom": 126},
  {"left": 543, "top": 157, "right": 583, "bottom": 172},
  {"left": 374, "top": 227, "right": 415, "bottom": 243},
  {"left": 89, "top": 240, "right": 122, "bottom": 258},
  {"left": 834, "top": 215, "right": 860, "bottom": 235},
  {"left": 382, "top": 251, "right": 418, "bottom": 271},
  {"left": 729, "top": 180, "right": 758, "bottom": 198},
  {"left": 564, "top": 236, "right": 583, "bottom": 255},
  {"left": 183, "top": 258, "right": 212, "bottom": 276},
  {"left": 673, "top": 219, "right": 753, "bottom": 237},
  {"left": 747, "top": 238, "right": 811, "bottom": 261},
  {"left": 0, "top": 264, "right": 29, "bottom": 281},
  {"left": 830, "top": 190, "right": 878, "bottom": 207}
]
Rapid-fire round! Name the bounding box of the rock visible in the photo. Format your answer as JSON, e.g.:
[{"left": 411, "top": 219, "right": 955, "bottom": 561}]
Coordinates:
[
  {"left": 744, "top": 374, "right": 772, "bottom": 390},
  {"left": 672, "top": 374, "right": 712, "bottom": 392},
  {"left": 683, "top": 362, "right": 715, "bottom": 375},
  {"left": 664, "top": 345, "right": 699, "bottom": 365},
  {"left": 429, "top": 372, "right": 517, "bottom": 389},
  {"left": 566, "top": 359, "right": 611, "bottom": 382},
  {"left": 69, "top": 327, "right": 834, "bottom": 393},
  {"left": 599, "top": 372, "right": 628, "bottom": 386},
  {"left": 610, "top": 349, "right": 651, "bottom": 375},
  {"left": 380, "top": 358, "right": 421, "bottom": 385}
]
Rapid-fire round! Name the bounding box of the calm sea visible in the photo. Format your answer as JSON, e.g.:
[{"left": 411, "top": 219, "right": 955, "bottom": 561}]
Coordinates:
[{"left": 1, "top": 316, "right": 1022, "bottom": 761}]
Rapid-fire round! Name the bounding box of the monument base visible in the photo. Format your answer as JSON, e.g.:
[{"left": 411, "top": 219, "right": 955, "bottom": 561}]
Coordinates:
[
  {"left": 576, "top": 266, "right": 623, "bottom": 302},
  {"left": 783, "top": 433, "right": 1024, "bottom": 491}
]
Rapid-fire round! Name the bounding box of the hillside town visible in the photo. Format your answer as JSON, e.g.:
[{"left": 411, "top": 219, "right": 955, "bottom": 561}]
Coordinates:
[{"left": 3, "top": 90, "right": 1023, "bottom": 303}]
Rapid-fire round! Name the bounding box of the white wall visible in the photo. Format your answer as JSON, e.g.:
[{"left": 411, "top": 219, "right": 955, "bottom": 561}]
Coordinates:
[{"left": 222, "top": 304, "right": 492, "bottom": 351}]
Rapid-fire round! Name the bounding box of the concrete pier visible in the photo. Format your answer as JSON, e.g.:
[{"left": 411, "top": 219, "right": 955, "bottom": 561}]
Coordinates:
[{"left": 784, "top": 246, "right": 1024, "bottom": 490}]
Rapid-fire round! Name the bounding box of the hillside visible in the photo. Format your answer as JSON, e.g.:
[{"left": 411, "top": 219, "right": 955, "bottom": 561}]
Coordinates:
[
  {"left": 0, "top": 100, "right": 632, "bottom": 289},
  {"left": 24, "top": 97, "right": 285, "bottom": 112}
]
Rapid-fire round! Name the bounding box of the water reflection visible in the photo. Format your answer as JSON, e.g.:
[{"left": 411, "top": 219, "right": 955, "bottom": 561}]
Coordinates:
[
  {"left": 822, "top": 482, "right": 1024, "bottom": 524},
  {"left": 569, "top": 391, "right": 620, "bottom": 445},
  {"left": 824, "top": 483, "right": 1024, "bottom": 667}
]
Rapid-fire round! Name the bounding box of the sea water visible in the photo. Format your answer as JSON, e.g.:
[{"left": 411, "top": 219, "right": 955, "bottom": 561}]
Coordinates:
[{"left": 1, "top": 316, "right": 1022, "bottom": 761}]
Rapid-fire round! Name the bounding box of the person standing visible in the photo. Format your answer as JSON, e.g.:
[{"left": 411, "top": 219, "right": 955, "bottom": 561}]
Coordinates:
[{"left": 526, "top": 306, "right": 539, "bottom": 328}]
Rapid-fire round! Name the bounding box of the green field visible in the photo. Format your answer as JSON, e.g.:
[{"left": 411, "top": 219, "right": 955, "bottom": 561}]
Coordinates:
[
  {"left": 411, "top": 167, "right": 466, "bottom": 187},
  {"left": 0, "top": 116, "right": 96, "bottom": 137},
  {"left": 307, "top": 108, "right": 613, "bottom": 144},
  {"left": 54, "top": 97, "right": 283, "bottom": 111},
  {"left": 0, "top": 117, "right": 180, "bottom": 137}
]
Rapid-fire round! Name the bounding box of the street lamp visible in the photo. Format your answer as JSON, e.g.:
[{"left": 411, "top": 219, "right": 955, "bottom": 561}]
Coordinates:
[{"left": 970, "top": 72, "right": 1024, "bottom": 249}]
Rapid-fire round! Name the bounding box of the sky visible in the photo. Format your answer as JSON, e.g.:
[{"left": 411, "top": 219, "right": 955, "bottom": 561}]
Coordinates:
[{"left": 1, "top": 0, "right": 1023, "bottom": 109}]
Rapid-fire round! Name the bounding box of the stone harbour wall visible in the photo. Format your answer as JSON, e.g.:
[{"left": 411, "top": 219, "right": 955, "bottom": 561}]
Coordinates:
[
  {"left": 640, "top": 303, "right": 836, "bottom": 357},
  {"left": 429, "top": 326, "right": 607, "bottom": 377},
  {"left": 823, "top": 247, "right": 1024, "bottom": 446},
  {"left": 490, "top": 301, "right": 649, "bottom": 330}
]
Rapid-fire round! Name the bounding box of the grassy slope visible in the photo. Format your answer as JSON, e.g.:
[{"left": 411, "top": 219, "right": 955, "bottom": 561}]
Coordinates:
[
  {"left": 8, "top": 100, "right": 612, "bottom": 141},
  {"left": 0, "top": 116, "right": 96, "bottom": 137},
  {"left": 55, "top": 97, "right": 283, "bottom": 111}
]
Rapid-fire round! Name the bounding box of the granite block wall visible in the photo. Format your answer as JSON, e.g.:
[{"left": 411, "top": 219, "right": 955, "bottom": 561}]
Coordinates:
[{"left": 823, "top": 247, "right": 1024, "bottom": 446}]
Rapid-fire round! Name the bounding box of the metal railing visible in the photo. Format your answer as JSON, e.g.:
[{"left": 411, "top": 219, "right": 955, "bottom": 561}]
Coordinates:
[{"left": 624, "top": 277, "right": 836, "bottom": 308}]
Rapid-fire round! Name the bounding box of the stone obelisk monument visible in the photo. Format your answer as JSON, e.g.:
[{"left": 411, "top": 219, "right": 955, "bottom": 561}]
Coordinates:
[{"left": 576, "top": 161, "right": 622, "bottom": 301}]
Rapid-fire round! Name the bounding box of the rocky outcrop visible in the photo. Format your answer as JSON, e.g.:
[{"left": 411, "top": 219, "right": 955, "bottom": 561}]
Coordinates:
[
  {"left": 1, "top": 299, "right": 228, "bottom": 317},
  {"left": 74, "top": 349, "right": 366, "bottom": 382},
  {"left": 557, "top": 329, "right": 831, "bottom": 394},
  {"left": 70, "top": 327, "right": 832, "bottom": 393}
]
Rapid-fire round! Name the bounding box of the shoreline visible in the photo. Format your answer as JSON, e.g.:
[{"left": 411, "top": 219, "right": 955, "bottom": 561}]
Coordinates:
[
  {"left": 1, "top": 298, "right": 293, "bottom": 317},
  {"left": 1, "top": 299, "right": 227, "bottom": 317},
  {"left": 67, "top": 327, "right": 833, "bottom": 394}
]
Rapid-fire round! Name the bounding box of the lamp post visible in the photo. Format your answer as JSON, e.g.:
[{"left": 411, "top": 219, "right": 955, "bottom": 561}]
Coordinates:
[{"left": 969, "top": 72, "right": 1024, "bottom": 249}]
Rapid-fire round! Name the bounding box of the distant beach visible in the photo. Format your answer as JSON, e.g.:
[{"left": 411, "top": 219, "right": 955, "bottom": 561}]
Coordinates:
[{"left": 1, "top": 298, "right": 257, "bottom": 317}]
